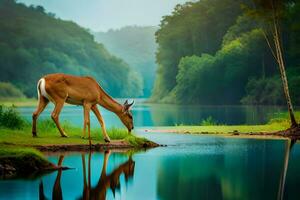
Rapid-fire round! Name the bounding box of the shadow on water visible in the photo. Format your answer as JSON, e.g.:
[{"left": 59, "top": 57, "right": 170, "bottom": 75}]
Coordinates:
[{"left": 39, "top": 151, "right": 135, "bottom": 200}]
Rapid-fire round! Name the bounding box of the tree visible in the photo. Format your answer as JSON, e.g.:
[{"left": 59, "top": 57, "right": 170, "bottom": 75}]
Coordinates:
[{"left": 247, "top": 0, "right": 299, "bottom": 128}]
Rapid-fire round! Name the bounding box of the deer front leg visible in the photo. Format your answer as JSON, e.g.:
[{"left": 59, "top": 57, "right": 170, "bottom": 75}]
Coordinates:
[
  {"left": 91, "top": 105, "right": 111, "bottom": 143},
  {"left": 100, "top": 150, "right": 111, "bottom": 180}
]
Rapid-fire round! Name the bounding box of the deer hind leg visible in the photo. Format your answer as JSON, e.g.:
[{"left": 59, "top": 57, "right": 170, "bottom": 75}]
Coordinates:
[
  {"left": 32, "top": 96, "right": 49, "bottom": 137},
  {"left": 83, "top": 103, "right": 92, "bottom": 146},
  {"left": 91, "top": 105, "right": 111, "bottom": 143},
  {"left": 51, "top": 100, "right": 68, "bottom": 137}
]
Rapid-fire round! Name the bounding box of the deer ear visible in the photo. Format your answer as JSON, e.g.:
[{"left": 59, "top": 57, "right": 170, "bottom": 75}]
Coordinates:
[
  {"left": 128, "top": 100, "right": 134, "bottom": 108},
  {"left": 123, "top": 100, "right": 134, "bottom": 112}
]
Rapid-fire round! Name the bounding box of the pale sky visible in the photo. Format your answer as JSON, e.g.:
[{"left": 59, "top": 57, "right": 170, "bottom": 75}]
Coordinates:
[{"left": 18, "top": 0, "right": 190, "bottom": 32}]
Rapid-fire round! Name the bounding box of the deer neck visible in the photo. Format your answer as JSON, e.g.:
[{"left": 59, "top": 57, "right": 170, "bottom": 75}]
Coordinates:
[{"left": 97, "top": 88, "right": 123, "bottom": 115}]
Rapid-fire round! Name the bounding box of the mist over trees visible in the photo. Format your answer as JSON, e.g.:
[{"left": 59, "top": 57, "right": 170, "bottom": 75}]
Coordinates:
[
  {"left": 0, "top": 0, "right": 143, "bottom": 98},
  {"left": 94, "top": 26, "right": 158, "bottom": 97},
  {"left": 151, "top": 0, "right": 300, "bottom": 105}
]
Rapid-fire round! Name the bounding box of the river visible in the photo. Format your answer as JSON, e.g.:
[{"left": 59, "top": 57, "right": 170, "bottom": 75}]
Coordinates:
[{"left": 0, "top": 102, "right": 299, "bottom": 199}]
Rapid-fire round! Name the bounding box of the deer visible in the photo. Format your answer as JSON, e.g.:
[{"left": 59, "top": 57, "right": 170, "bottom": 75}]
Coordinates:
[{"left": 32, "top": 73, "right": 134, "bottom": 143}]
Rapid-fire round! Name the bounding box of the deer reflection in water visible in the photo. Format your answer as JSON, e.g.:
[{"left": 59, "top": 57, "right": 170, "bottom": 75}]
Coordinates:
[
  {"left": 39, "top": 151, "right": 135, "bottom": 200},
  {"left": 39, "top": 155, "right": 64, "bottom": 200}
]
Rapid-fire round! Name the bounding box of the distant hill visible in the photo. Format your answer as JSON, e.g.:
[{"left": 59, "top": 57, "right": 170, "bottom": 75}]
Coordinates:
[
  {"left": 93, "top": 26, "right": 158, "bottom": 97},
  {"left": 0, "top": 0, "right": 142, "bottom": 97}
]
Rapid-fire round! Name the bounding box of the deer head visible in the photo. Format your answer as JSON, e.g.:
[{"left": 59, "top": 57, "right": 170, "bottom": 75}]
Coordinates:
[{"left": 119, "top": 100, "right": 134, "bottom": 133}]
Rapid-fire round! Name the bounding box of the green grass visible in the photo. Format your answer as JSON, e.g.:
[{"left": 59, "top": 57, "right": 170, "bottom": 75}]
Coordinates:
[
  {"left": 153, "top": 112, "right": 300, "bottom": 134},
  {"left": 157, "top": 124, "right": 287, "bottom": 134},
  {"left": 0, "top": 145, "right": 55, "bottom": 178},
  {"left": 0, "top": 119, "right": 151, "bottom": 147},
  {"left": 0, "top": 105, "right": 154, "bottom": 149},
  {"left": 0, "top": 146, "right": 45, "bottom": 158}
]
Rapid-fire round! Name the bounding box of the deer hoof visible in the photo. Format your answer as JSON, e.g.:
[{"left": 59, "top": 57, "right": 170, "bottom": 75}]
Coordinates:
[
  {"left": 61, "top": 134, "right": 68, "bottom": 138},
  {"left": 32, "top": 132, "right": 37, "bottom": 137},
  {"left": 104, "top": 138, "right": 111, "bottom": 143}
]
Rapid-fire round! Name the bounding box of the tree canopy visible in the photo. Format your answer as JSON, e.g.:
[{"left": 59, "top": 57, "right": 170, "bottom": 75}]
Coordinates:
[
  {"left": 151, "top": 0, "right": 300, "bottom": 105},
  {"left": 0, "top": 0, "right": 143, "bottom": 98}
]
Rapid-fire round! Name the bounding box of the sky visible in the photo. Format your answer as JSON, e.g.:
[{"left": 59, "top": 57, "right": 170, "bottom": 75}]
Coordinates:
[{"left": 18, "top": 0, "right": 190, "bottom": 32}]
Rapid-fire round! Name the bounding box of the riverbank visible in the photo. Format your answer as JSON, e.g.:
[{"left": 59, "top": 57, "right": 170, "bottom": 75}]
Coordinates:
[
  {"left": 0, "top": 126, "right": 158, "bottom": 179},
  {"left": 0, "top": 105, "right": 158, "bottom": 178},
  {"left": 0, "top": 125, "right": 159, "bottom": 150},
  {"left": 144, "top": 114, "right": 300, "bottom": 140},
  {"left": 0, "top": 146, "right": 65, "bottom": 179}
]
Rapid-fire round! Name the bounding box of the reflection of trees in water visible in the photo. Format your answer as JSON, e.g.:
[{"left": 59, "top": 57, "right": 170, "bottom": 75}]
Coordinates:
[
  {"left": 156, "top": 140, "right": 293, "bottom": 200},
  {"left": 278, "top": 139, "right": 296, "bottom": 200},
  {"left": 39, "top": 151, "right": 135, "bottom": 200},
  {"left": 149, "top": 104, "right": 285, "bottom": 126}
]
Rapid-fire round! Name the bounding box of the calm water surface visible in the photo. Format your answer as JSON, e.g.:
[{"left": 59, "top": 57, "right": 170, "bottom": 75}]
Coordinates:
[
  {"left": 0, "top": 132, "right": 300, "bottom": 199},
  {"left": 1, "top": 102, "right": 300, "bottom": 199},
  {"left": 17, "top": 102, "right": 292, "bottom": 127}
]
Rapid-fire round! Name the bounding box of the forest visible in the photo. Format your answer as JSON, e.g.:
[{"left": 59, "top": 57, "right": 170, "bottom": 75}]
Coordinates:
[
  {"left": 0, "top": 0, "right": 143, "bottom": 98},
  {"left": 94, "top": 26, "right": 158, "bottom": 97},
  {"left": 151, "top": 0, "right": 300, "bottom": 105}
]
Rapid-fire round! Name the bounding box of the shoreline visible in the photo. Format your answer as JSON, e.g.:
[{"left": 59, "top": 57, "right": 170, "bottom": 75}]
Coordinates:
[
  {"left": 143, "top": 127, "right": 300, "bottom": 140},
  {"left": 28, "top": 139, "right": 160, "bottom": 152},
  {"left": 0, "top": 139, "right": 160, "bottom": 179}
]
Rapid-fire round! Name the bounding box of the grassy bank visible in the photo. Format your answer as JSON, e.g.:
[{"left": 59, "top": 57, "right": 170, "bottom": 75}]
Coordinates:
[
  {"left": 0, "top": 105, "right": 156, "bottom": 149},
  {"left": 0, "top": 146, "right": 56, "bottom": 178},
  {"left": 147, "top": 112, "right": 300, "bottom": 137},
  {"left": 0, "top": 105, "right": 156, "bottom": 178},
  {"left": 0, "top": 120, "right": 154, "bottom": 148}
]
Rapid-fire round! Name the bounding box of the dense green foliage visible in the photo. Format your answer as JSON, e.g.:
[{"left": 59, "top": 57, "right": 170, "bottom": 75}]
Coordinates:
[
  {"left": 0, "top": 105, "right": 25, "bottom": 129},
  {"left": 0, "top": 0, "right": 142, "bottom": 97},
  {"left": 151, "top": 0, "right": 300, "bottom": 105},
  {"left": 94, "top": 26, "right": 158, "bottom": 97},
  {"left": 0, "top": 82, "right": 25, "bottom": 98}
]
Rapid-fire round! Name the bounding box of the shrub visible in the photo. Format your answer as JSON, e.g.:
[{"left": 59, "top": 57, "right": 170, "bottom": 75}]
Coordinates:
[
  {"left": 0, "top": 105, "right": 25, "bottom": 129},
  {"left": 200, "top": 116, "right": 217, "bottom": 126}
]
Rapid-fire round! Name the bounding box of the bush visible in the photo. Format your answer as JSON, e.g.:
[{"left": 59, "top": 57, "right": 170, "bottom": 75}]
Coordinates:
[
  {"left": 241, "top": 77, "right": 284, "bottom": 105},
  {"left": 200, "top": 116, "right": 217, "bottom": 126},
  {"left": 0, "top": 105, "right": 25, "bottom": 129},
  {"left": 0, "top": 82, "right": 25, "bottom": 98}
]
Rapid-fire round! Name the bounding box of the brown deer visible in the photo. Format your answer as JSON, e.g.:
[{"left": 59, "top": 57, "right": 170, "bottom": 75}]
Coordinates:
[{"left": 32, "top": 73, "right": 134, "bottom": 143}]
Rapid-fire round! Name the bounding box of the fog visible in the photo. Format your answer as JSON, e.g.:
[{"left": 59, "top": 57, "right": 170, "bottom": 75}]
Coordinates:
[{"left": 18, "top": 0, "right": 189, "bottom": 31}]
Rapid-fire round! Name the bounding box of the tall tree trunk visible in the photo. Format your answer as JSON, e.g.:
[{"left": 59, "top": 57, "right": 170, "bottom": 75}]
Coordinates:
[{"left": 273, "top": 17, "right": 298, "bottom": 128}]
